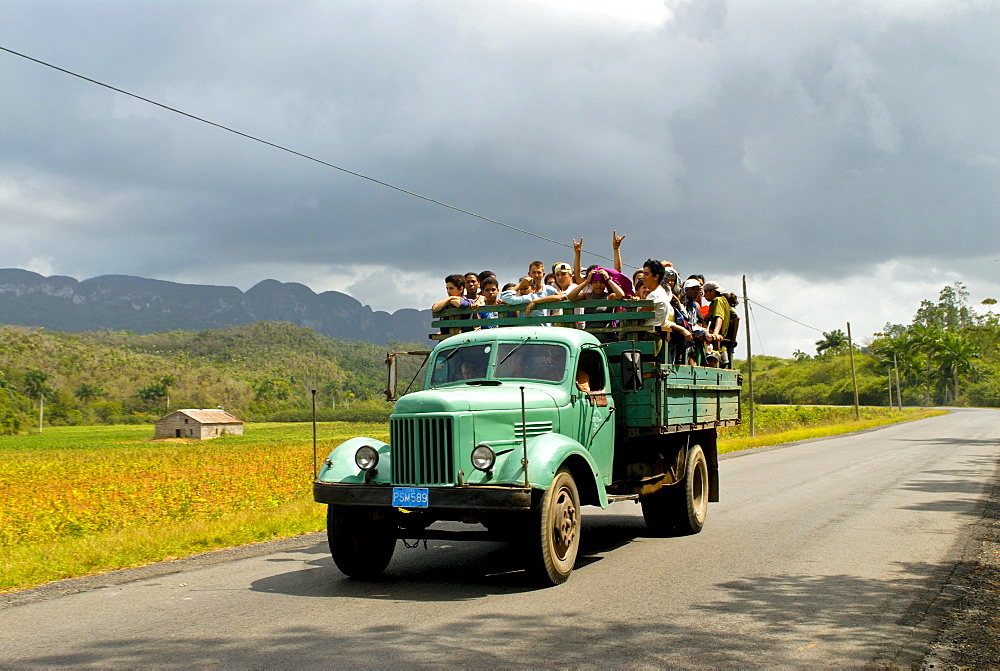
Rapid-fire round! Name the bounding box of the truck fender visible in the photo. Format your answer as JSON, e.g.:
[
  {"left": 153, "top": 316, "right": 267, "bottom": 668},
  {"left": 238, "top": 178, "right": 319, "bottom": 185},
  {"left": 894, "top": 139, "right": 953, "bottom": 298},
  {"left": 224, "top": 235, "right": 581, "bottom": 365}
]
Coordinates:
[
  {"left": 317, "top": 436, "right": 391, "bottom": 485},
  {"left": 495, "top": 433, "right": 609, "bottom": 508}
]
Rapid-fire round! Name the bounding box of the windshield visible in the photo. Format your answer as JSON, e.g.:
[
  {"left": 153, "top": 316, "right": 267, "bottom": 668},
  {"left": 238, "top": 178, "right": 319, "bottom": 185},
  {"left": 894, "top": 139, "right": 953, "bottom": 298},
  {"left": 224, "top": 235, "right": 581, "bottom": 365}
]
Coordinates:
[
  {"left": 429, "top": 341, "right": 568, "bottom": 386},
  {"left": 430, "top": 344, "right": 491, "bottom": 386},
  {"left": 495, "top": 343, "right": 566, "bottom": 382}
]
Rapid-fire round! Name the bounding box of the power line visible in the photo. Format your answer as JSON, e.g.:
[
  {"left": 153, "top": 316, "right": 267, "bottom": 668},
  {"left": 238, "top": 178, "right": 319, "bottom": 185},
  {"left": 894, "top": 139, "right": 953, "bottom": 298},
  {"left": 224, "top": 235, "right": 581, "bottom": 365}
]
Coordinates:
[
  {"left": 745, "top": 297, "right": 825, "bottom": 333},
  {"left": 0, "top": 44, "right": 617, "bottom": 265},
  {"left": 747, "top": 302, "right": 767, "bottom": 357},
  {"left": 2, "top": 44, "right": 851, "bottom": 338}
]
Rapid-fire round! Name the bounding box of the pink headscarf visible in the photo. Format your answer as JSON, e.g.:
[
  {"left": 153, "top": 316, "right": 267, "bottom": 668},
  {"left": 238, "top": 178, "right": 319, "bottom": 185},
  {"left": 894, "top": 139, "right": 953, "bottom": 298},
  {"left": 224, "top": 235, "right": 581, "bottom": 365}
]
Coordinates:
[{"left": 591, "top": 266, "right": 635, "bottom": 297}]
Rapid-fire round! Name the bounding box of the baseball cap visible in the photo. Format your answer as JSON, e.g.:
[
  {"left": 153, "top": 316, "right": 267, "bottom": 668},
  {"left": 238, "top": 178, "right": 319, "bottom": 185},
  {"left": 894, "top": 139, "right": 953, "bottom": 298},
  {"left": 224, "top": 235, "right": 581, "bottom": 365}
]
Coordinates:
[
  {"left": 552, "top": 262, "right": 572, "bottom": 274},
  {"left": 683, "top": 279, "right": 702, "bottom": 290},
  {"left": 702, "top": 281, "right": 725, "bottom": 293}
]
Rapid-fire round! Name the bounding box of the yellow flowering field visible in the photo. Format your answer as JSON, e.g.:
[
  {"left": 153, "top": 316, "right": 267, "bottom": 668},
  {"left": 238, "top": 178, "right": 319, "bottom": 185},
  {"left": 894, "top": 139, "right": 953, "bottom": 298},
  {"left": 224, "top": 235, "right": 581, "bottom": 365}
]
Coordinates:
[{"left": 1, "top": 422, "right": 388, "bottom": 591}]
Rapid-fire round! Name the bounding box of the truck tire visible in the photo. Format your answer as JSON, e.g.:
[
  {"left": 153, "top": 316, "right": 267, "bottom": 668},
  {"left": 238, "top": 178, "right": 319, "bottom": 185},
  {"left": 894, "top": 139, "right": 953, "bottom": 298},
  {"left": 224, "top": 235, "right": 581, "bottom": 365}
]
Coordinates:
[
  {"left": 641, "top": 444, "right": 709, "bottom": 537},
  {"left": 327, "top": 505, "right": 396, "bottom": 579},
  {"left": 525, "top": 468, "right": 581, "bottom": 585}
]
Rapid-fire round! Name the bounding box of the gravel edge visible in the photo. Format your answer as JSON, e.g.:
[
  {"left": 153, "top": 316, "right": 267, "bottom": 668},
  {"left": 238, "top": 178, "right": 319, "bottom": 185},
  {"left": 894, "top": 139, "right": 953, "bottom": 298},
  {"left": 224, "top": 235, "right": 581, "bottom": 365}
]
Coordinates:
[{"left": 921, "top": 461, "right": 1000, "bottom": 668}]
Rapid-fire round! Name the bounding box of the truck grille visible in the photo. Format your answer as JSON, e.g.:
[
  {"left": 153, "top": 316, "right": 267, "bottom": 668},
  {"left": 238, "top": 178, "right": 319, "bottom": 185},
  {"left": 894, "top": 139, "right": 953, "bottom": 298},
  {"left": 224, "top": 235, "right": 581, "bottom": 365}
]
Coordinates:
[{"left": 390, "top": 417, "right": 455, "bottom": 486}]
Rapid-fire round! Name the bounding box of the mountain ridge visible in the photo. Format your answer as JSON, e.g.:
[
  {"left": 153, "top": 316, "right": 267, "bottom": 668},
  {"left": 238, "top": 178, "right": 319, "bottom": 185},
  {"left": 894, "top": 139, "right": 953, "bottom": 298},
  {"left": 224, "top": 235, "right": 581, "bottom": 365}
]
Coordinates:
[{"left": 0, "top": 268, "right": 430, "bottom": 345}]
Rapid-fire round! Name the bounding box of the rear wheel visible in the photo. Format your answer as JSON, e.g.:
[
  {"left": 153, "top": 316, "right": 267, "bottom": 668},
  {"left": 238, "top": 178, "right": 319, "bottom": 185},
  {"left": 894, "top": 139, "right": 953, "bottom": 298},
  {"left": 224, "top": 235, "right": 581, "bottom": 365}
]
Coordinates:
[
  {"left": 327, "top": 505, "right": 396, "bottom": 578},
  {"left": 525, "top": 468, "right": 581, "bottom": 585},
  {"left": 641, "top": 444, "right": 709, "bottom": 536}
]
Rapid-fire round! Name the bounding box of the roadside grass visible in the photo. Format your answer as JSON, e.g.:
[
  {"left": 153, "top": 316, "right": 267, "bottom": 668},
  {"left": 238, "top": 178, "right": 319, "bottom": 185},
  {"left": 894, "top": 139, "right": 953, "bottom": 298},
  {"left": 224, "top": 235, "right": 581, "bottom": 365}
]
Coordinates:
[
  {"left": 2, "top": 408, "right": 943, "bottom": 592},
  {"left": 719, "top": 407, "right": 948, "bottom": 454}
]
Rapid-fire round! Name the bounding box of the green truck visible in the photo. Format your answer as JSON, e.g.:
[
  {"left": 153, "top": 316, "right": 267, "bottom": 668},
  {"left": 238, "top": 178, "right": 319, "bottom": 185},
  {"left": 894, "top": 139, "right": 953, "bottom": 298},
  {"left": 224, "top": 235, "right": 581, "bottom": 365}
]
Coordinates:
[{"left": 313, "top": 299, "right": 741, "bottom": 584}]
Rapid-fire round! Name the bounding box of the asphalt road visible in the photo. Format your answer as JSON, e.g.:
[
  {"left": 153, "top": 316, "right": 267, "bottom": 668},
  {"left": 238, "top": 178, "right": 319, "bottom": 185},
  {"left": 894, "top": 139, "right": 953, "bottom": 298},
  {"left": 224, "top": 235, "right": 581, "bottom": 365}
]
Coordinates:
[{"left": 2, "top": 408, "right": 998, "bottom": 667}]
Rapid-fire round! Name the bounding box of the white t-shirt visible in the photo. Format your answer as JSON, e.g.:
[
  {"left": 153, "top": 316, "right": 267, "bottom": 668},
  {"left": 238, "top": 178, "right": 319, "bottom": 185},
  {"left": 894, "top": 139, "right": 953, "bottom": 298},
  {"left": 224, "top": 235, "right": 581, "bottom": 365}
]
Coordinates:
[{"left": 645, "top": 285, "right": 669, "bottom": 327}]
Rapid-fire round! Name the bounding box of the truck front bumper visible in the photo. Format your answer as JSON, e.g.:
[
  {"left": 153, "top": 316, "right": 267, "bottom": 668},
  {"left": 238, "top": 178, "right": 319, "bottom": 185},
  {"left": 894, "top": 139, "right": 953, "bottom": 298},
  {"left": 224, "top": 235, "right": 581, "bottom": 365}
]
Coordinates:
[{"left": 313, "top": 482, "right": 532, "bottom": 510}]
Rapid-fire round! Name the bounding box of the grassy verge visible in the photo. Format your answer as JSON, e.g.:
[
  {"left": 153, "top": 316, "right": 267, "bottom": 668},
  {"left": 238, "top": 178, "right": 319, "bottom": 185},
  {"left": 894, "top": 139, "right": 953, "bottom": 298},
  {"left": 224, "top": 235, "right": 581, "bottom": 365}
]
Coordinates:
[
  {"left": 719, "top": 407, "right": 948, "bottom": 454},
  {"left": 2, "top": 409, "right": 945, "bottom": 592}
]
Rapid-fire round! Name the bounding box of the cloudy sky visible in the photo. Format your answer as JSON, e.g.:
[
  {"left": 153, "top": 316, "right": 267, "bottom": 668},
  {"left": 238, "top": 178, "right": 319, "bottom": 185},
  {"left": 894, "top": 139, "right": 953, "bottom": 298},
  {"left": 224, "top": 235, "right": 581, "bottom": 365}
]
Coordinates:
[{"left": 2, "top": 0, "right": 998, "bottom": 356}]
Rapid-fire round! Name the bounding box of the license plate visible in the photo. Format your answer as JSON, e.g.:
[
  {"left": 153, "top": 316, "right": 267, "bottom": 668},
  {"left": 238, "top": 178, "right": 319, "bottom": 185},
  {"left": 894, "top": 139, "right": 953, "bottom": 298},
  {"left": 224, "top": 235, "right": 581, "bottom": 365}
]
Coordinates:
[{"left": 392, "top": 487, "right": 429, "bottom": 508}]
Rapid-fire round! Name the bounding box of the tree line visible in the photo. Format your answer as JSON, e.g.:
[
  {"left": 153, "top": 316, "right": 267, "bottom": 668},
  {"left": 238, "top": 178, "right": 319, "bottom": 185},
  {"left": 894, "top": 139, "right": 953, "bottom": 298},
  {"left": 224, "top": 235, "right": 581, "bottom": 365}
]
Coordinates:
[{"left": 753, "top": 283, "right": 999, "bottom": 407}]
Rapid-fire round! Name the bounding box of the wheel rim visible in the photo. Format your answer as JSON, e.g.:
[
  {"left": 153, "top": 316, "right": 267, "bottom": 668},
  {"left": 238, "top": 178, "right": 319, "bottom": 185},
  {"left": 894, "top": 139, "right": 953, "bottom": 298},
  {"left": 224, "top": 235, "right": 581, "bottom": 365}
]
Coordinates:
[
  {"left": 692, "top": 457, "right": 708, "bottom": 523},
  {"left": 551, "top": 486, "right": 578, "bottom": 561}
]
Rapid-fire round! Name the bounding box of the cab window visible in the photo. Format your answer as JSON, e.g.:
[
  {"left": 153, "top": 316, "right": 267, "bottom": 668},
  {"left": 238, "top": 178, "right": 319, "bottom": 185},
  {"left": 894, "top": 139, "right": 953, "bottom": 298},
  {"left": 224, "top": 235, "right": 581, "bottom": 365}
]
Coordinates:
[
  {"left": 430, "top": 344, "right": 491, "bottom": 386},
  {"left": 495, "top": 343, "right": 566, "bottom": 382}
]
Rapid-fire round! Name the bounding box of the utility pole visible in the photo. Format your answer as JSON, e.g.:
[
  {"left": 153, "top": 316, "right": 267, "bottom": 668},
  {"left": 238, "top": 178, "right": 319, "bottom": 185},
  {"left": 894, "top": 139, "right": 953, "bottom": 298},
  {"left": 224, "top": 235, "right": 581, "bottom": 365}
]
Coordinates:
[
  {"left": 847, "top": 322, "right": 860, "bottom": 421},
  {"left": 742, "top": 275, "right": 754, "bottom": 437}
]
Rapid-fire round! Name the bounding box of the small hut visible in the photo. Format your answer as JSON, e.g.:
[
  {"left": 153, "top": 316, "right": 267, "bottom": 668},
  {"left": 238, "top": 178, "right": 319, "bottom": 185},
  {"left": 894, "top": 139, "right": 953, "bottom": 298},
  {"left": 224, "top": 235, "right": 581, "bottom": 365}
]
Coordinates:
[{"left": 154, "top": 409, "right": 244, "bottom": 440}]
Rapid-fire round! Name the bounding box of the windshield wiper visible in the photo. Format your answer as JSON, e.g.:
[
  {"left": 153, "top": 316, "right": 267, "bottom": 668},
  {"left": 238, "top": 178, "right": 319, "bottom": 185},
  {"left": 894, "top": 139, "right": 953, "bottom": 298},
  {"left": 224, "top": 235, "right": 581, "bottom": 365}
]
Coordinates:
[
  {"left": 496, "top": 337, "right": 531, "bottom": 368},
  {"left": 466, "top": 380, "right": 501, "bottom": 386},
  {"left": 441, "top": 346, "right": 463, "bottom": 363}
]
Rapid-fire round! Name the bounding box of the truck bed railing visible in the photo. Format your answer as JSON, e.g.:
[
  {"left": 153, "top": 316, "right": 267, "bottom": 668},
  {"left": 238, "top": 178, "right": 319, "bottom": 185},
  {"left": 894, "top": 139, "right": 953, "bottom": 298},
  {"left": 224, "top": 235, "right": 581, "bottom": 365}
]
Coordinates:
[{"left": 430, "top": 298, "right": 656, "bottom": 340}]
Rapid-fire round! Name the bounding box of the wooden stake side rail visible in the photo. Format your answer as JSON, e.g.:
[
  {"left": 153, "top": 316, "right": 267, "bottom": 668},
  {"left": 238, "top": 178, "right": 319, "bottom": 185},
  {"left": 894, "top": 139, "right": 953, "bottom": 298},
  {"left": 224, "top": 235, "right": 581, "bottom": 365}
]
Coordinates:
[{"left": 430, "top": 298, "right": 655, "bottom": 340}]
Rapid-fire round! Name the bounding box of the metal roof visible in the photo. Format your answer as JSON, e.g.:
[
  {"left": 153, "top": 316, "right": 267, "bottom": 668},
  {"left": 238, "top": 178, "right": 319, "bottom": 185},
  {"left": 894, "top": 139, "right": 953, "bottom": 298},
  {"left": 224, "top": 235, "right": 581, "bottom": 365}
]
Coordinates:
[{"left": 159, "top": 409, "right": 244, "bottom": 424}]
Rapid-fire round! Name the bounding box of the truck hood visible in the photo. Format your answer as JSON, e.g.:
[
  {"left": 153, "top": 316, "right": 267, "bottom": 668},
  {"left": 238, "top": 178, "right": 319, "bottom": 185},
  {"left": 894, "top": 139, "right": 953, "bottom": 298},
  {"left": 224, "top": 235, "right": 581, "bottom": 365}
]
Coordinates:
[{"left": 393, "top": 384, "right": 561, "bottom": 414}]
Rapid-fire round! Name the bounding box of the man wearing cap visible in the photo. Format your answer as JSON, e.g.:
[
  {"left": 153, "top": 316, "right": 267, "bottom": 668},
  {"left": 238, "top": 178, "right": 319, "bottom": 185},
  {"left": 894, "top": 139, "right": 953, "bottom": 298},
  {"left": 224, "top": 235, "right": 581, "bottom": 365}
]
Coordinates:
[
  {"left": 703, "top": 281, "right": 732, "bottom": 366},
  {"left": 682, "top": 279, "right": 707, "bottom": 332},
  {"left": 550, "top": 261, "right": 579, "bottom": 327}
]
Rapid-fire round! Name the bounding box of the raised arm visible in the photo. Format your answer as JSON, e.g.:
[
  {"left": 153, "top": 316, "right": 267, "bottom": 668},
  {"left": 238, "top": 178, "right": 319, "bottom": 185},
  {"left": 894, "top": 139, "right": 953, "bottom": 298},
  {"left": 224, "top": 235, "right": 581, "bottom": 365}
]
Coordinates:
[
  {"left": 572, "top": 238, "right": 583, "bottom": 284},
  {"left": 612, "top": 230, "right": 626, "bottom": 272}
]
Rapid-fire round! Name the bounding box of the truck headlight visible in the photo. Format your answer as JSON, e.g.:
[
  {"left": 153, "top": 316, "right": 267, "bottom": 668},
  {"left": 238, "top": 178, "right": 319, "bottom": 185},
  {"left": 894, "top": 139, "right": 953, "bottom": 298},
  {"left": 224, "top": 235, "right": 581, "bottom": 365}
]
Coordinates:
[
  {"left": 471, "top": 444, "right": 495, "bottom": 472},
  {"left": 354, "top": 445, "right": 379, "bottom": 471}
]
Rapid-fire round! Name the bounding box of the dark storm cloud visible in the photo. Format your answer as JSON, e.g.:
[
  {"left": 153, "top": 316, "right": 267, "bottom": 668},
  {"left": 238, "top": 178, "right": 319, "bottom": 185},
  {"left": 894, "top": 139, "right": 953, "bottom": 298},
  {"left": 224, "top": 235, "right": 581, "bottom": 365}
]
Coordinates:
[{"left": 1, "top": 0, "right": 998, "bottom": 288}]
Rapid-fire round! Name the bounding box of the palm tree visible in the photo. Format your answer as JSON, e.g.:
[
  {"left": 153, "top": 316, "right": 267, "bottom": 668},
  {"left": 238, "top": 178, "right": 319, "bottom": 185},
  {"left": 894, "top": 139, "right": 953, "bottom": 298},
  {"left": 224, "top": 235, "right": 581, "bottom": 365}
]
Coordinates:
[
  {"left": 74, "top": 383, "right": 104, "bottom": 402},
  {"left": 935, "top": 332, "right": 978, "bottom": 401},
  {"left": 910, "top": 324, "right": 943, "bottom": 405},
  {"left": 23, "top": 370, "right": 53, "bottom": 433},
  {"left": 815, "top": 330, "right": 848, "bottom": 357},
  {"left": 160, "top": 374, "right": 176, "bottom": 412}
]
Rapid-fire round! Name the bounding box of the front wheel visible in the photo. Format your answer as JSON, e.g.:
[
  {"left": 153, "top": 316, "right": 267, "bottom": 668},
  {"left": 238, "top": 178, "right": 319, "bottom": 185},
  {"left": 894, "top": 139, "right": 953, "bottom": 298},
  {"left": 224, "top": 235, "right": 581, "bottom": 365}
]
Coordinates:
[
  {"left": 327, "top": 505, "right": 396, "bottom": 579},
  {"left": 641, "top": 444, "right": 709, "bottom": 537},
  {"left": 526, "top": 468, "right": 581, "bottom": 585}
]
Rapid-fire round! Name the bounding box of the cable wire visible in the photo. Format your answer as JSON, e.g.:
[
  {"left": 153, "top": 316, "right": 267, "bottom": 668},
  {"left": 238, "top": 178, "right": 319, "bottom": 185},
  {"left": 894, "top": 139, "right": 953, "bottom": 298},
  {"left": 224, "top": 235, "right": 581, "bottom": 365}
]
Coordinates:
[
  {"left": 3, "top": 44, "right": 854, "bottom": 341},
  {"left": 747, "top": 302, "right": 766, "bottom": 357},
  {"left": 0, "top": 45, "right": 617, "bottom": 265},
  {"left": 745, "top": 297, "right": 825, "bottom": 333}
]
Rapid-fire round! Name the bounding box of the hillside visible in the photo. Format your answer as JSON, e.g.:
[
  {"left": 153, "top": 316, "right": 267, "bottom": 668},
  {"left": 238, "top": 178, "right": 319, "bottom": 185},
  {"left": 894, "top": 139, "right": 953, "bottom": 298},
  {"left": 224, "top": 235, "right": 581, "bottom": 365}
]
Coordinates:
[
  {"left": 0, "top": 269, "right": 429, "bottom": 345},
  {"left": 0, "top": 322, "right": 427, "bottom": 433}
]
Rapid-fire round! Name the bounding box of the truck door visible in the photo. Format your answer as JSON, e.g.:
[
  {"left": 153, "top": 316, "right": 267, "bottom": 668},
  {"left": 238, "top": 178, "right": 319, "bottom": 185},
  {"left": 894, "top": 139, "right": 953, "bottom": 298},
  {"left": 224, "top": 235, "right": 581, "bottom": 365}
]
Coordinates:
[{"left": 575, "top": 348, "right": 614, "bottom": 480}]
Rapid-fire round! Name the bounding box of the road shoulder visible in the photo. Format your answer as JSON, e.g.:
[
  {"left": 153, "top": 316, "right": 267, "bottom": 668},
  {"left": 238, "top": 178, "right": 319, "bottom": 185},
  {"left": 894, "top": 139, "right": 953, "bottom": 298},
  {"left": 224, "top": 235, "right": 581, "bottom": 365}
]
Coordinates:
[{"left": 921, "top": 465, "right": 1000, "bottom": 667}]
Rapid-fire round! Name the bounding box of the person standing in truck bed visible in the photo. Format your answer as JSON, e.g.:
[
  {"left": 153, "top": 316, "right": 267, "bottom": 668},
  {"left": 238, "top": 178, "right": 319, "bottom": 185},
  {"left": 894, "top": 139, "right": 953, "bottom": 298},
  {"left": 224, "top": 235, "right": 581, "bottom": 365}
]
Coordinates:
[
  {"left": 567, "top": 266, "right": 625, "bottom": 342},
  {"left": 432, "top": 274, "right": 482, "bottom": 334},
  {"left": 703, "top": 281, "right": 732, "bottom": 366}
]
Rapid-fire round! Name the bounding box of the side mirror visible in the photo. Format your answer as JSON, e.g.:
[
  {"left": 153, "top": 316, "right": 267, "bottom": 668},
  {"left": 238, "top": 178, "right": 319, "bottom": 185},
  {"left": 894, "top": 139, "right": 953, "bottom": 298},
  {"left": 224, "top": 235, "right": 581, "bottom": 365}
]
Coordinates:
[
  {"left": 385, "top": 351, "right": 432, "bottom": 401},
  {"left": 621, "top": 349, "right": 643, "bottom": 391}
]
